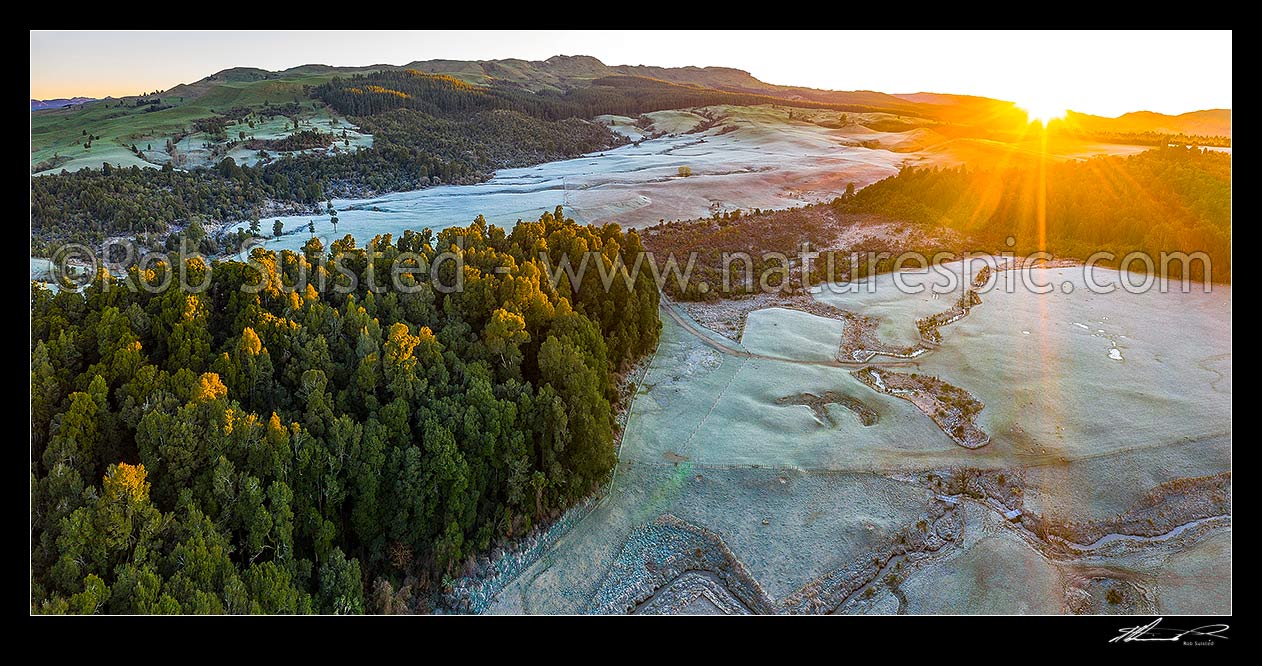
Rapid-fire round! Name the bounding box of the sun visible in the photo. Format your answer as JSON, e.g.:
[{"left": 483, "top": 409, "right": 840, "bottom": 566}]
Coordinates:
[{"left": 1019, "top": 100, "right": 1067, "bottom": 125}]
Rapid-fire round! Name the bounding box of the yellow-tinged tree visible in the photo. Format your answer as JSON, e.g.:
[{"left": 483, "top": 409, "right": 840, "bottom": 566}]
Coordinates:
[
  {"left": 483, "top": 307, "right": 529, "bottom": 370},
  {"left": 382, "top": 323, "right": 421, "bottom": 401},
  {"left": 193, "top": 372, "right": 228, "bottom": 402},
  {"left": 239, "top": 327, "right": 263, "bottom": 356},
  {"left": 103, "top": 462, "right": 150, "bottom": 504}
]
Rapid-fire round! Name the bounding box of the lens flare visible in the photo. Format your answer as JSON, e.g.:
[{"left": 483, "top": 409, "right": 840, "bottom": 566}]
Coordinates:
[{"left": 1020, "top": 100, "right": 1067, "bottom": 125}]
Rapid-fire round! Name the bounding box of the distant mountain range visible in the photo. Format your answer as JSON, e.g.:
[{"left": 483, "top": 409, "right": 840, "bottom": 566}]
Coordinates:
[
  {"left": 30, "top": 54, "right": 1232, "bottom": 179},
  {"left": 896, "top": 92, "right": 1231, "bottom": 138},
  {"left": 159, "top": 54, "right": 928, "bottom": 117},
  {"left": 159, "top": 55, "right": 1228, "bottom": 136},
  {"left": 32, "top": 56, "right": 1232, "bottom": 138},
  {"left": 1065, "top": 109, "right": 1232, "bottom": 138},
  {"left": 31, "top": 97, "right": 95, "bottom": 111}
]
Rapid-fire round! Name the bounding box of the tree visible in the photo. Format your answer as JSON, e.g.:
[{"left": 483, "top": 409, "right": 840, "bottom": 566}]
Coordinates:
[
  {"left": 273, "top": 220, "right": 283, "bottom": 238},
  {"left": 483, "top": 308, "right": 529, "bottom": 369},
  {"left": 244, "top": 561, "right": 313, "bottom": 614},
  {"left": 249, "top": 218, "right": 261, "bottom": 236},
  {"left": 43, "top": 389, "right": 101, "bottom": 480},
  {"left": 185, "top": 217, "right": 207, "bottom": 245},
  {"left": 31, "top": 341, "right": 61, "bottom": 460},
  {"left": 381, "top": 323, "right": 421, "bottom": 402},
  {"left": 68, "top": 574, "right": 109, "bottom": 614},
  {"left": 308, "top": 220, "right": 316, "bottom": 237},
  {"left": 318, "top": 548, "right": 364, "bottom": 614},
  {"left": 110, "top": 563, "right": 178, "bottom": 614},
  {"left": 538, "top": 334, "right": 614, "bottom": 497}
]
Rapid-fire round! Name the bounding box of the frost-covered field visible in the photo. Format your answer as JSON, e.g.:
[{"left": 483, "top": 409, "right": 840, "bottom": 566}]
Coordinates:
[
  {"left": 217, "top": 104, "right": 1150, "bottom": 258},
  {"left": 228, "top": 105, "right": 916, "bottom": 254},
  {"left": 741, "top": 307, "right": 845, "bottom": 362},
  {"left": 483, "top": 263, "right": 1231, "bottom": 614},
  {"left": 35, "top": 104, "right": 1147, "bottom": 280}
]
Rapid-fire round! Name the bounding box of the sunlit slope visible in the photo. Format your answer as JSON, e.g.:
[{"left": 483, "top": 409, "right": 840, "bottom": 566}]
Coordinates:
[{"left": 1067, "top": 109, "right": 1232, "bottom": 138}]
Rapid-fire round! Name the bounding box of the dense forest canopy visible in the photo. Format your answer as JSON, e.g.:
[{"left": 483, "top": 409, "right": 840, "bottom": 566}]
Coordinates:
[
  {"left": 30, "top": 209, "right": 661, "bottom": 614},
  {"left": 842, "top": 147, "right": 1232, "bottom": 280}
]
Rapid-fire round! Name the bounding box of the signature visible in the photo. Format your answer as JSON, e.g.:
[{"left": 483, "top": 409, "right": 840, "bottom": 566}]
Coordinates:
[{"left": 1111, "top": 618, "right": 1230, "bottom": 643}]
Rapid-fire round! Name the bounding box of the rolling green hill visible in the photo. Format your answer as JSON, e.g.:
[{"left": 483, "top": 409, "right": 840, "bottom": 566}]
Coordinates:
[{"left": 31, "top": 69, "right": 361, "bottom": 175}]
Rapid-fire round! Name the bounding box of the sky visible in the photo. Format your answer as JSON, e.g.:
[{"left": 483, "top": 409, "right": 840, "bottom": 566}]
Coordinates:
[{"left": 30, "top": 30, "right": 1231, "bottom": 117}]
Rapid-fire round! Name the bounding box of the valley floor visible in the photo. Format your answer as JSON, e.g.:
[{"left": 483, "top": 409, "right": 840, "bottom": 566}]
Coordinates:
[
  {"left": 31, "top": 103, "right": 1155, "bottom": 284},
  {"left": 448, "top": 261, "right": 1231, "bottom": 614},
  {"left": 208, "top": 105, "right": 1151, "bottom": 254}
]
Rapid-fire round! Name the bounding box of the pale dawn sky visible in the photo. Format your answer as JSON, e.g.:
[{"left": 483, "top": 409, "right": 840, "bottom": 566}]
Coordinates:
[{"left": 30, "top": 30, "right": 1231, "bottom": 117}]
